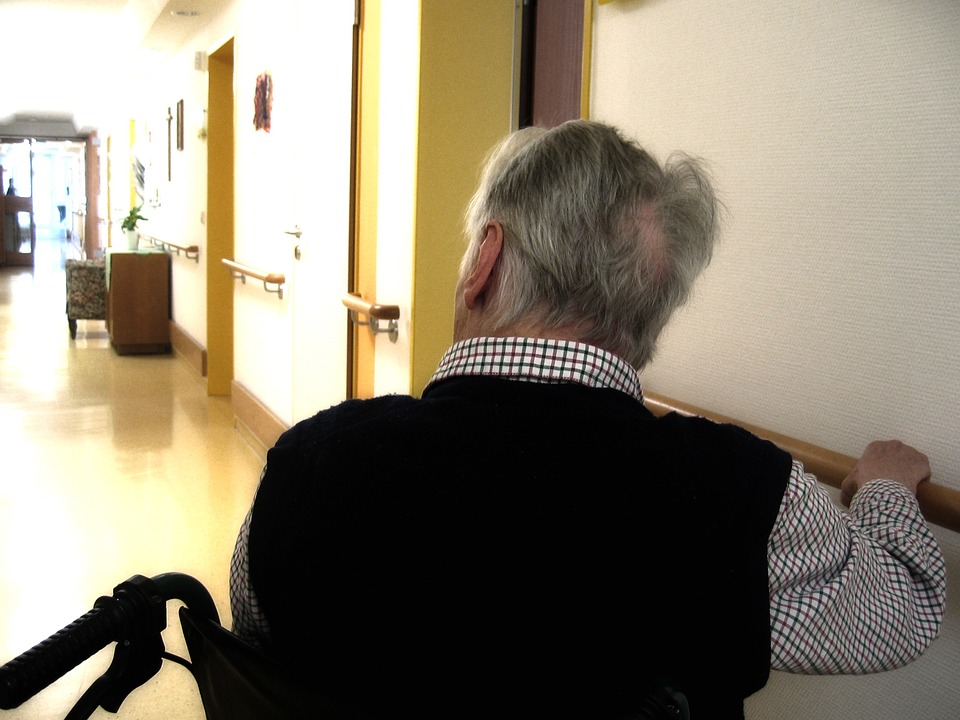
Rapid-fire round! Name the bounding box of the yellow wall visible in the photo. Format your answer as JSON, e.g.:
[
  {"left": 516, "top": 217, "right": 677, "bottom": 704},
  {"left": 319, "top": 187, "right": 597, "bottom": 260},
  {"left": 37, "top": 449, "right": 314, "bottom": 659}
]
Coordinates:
[{"left": 410, "top": 0, "right": 517, "bottom": 394}]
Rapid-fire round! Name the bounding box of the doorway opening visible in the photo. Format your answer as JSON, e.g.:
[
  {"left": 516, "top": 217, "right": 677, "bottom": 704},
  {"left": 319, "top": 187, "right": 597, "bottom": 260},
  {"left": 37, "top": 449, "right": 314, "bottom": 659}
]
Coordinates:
[
  {"left": 1, "top": 138, "right": 88, "bottom": 270},
  {"left": 517, "top": 0, "right": 585, "bottom": 129}
]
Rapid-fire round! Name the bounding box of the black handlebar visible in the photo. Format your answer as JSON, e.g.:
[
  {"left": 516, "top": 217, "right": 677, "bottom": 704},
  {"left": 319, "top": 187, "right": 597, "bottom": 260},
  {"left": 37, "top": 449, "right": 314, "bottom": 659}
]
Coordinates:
[{"left": 0, "top": 573, "right": 219, "bottom": 713}]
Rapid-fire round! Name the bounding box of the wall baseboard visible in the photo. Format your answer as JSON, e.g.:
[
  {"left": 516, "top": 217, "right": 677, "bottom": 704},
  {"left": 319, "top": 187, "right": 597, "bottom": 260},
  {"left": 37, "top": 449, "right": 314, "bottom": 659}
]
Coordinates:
[
  {"left": 231, "top": 380, "right": 289, "bottom": 456},
  {"left": 169, "top": 321, "right": 207, "bottom": 377}
]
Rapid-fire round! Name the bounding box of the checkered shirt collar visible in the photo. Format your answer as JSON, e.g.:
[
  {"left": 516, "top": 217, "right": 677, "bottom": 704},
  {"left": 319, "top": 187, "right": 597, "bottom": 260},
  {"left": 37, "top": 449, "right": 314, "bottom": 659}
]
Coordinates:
[{"left": 426, "top": 337, "right": 644, "bottom": 403}]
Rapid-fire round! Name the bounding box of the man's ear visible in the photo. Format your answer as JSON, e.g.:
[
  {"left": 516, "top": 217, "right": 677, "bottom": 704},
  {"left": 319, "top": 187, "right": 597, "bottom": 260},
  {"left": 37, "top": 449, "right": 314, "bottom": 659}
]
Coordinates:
[{"left": 463, "top": 221, "right": 503, "bottom": 310}]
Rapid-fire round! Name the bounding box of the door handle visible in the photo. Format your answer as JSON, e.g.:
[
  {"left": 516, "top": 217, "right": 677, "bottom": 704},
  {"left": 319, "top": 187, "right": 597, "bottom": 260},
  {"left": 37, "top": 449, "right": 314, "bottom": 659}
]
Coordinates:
[{"left": 283, "top": 226, "right": 302, "bottom": 239}]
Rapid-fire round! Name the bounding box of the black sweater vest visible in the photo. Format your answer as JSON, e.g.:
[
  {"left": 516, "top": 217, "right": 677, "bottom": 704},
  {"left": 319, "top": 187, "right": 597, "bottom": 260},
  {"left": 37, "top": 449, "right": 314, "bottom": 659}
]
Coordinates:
[{"left": 249, "top": 377, "right": 791, "bottom": 718}]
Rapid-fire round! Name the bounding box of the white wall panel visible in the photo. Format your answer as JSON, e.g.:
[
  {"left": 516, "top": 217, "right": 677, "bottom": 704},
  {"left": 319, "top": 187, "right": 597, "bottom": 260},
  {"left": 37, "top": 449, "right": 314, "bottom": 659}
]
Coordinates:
[
  {"left": 373, "top": 0, "right": 419, "bottom": 396},
  {"left": 593, "top": 1, "right": 960, "bottom": 717},
  {"left": 593, "top": 0, "right": 960, "bottom": 489}
]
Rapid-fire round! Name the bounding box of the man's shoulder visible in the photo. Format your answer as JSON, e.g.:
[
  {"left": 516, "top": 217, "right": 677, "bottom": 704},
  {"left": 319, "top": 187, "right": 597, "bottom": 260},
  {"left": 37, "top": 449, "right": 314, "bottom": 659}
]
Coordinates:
[
  {"left": 656, "top": 410, "right": 786, "bottom": 453},
  {"left": 279, "top": 394, "right": 423, "bottom": 444},
  {"left": 653, "top": 411, "right": 794, "bottom": 489}
]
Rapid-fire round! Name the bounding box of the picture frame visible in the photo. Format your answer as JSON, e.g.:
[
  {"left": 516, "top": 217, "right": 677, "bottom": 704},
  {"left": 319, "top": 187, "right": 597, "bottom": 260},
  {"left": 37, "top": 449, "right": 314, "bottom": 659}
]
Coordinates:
[{"left": 176, "top": 99, "right": 184, "bottom": 151}]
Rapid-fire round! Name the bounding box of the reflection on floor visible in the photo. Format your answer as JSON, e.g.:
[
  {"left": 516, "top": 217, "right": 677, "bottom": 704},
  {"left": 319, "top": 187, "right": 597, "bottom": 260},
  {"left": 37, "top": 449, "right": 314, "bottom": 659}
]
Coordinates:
[{"left": 0, "top": 228, "right": 265, "bottom": 719}]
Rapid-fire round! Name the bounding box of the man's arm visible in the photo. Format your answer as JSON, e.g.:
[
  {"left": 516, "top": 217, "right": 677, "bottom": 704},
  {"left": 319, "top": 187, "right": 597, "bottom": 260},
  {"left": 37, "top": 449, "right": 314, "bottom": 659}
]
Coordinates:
[
  {"left": 229, "top": 506, "right": 272, "bottom": 645},
  {"left": 229, "top": 468, "right": 273, "bottom": 647},
  {"left": 767, "top": 444, "right": 946, "bottom": 674}
]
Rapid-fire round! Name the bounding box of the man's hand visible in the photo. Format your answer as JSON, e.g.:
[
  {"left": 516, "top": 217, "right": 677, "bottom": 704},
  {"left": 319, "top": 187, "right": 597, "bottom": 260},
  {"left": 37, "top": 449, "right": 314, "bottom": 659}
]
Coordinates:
[{"left": 840, "top": 440, "right": 931, "bottom": 507}]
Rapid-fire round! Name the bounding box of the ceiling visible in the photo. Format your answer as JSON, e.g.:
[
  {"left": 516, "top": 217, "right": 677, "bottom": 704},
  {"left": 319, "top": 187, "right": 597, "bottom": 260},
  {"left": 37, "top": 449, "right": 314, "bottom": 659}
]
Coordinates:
[{"left": 0, "top": 0, "right": 232, "bottom": 140}]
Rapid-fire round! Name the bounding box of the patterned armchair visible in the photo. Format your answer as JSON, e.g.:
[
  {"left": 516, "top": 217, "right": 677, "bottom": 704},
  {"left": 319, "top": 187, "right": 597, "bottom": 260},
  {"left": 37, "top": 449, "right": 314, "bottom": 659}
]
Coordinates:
[{"left": 65, "top": 258, "right": 107, "bottom": 339}]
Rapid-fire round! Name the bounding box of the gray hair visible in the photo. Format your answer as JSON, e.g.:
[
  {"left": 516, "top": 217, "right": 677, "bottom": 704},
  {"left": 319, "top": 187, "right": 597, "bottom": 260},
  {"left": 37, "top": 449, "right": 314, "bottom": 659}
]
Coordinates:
[{"left": 461, "top": 119, "right": 720, "bottom": 369}]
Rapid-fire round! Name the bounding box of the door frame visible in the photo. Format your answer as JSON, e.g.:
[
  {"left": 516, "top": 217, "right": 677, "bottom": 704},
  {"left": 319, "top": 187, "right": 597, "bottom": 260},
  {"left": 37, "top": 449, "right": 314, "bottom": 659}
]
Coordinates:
[
  {"left": 1, "top": 141, "right": 36, "bottom": 267},
  {"left": 205, "top": 38, "right": 236, "bottom": 396}
]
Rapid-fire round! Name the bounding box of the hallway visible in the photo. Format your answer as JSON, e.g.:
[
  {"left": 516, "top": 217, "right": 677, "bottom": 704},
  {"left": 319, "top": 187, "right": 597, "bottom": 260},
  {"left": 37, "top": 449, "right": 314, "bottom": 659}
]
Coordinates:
[{"left": 0, "top": 228, "right": 264, "bottom": 718}]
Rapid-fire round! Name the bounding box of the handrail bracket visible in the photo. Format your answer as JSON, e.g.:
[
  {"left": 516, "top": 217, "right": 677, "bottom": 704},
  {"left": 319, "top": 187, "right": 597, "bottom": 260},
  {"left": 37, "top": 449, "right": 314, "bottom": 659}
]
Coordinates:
[
  {"left": 145, "top": 235, "right": 200, "bottom": 263},
  {"left": 262, "top": 280, "right": 284, "bottom": 299},
  {"left": 348, "top": 309, "right": 398, "bottom": 342}
]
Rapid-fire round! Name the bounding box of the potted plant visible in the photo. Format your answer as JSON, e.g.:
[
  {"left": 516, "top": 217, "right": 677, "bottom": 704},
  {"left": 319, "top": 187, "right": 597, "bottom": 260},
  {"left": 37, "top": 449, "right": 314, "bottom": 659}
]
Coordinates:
[{"left": 120, "top": 205, "right": 148, "bottom": 250}]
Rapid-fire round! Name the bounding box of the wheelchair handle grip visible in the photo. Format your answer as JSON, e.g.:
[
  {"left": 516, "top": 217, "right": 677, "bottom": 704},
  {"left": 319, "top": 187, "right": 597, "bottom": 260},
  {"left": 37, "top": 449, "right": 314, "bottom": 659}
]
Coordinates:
[
  {"left": 0, "top": 573, "right": 218, "bottom": 711},
  {"left": 0, "top": 594, "right": 132, "bottom": 710}
]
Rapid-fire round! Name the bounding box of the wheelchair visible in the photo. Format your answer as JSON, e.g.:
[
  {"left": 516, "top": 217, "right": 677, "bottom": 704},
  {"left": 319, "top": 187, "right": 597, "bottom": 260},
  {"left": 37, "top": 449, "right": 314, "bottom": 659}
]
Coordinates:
[{"left": 0, "top": 573, "right": 690, "bottom": 719}]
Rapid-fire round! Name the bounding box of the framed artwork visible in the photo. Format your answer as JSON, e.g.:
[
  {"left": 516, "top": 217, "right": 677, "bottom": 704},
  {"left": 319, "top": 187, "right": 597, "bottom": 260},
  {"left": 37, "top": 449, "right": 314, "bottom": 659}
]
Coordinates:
[
  {"left": 254, "top": 72, "right": 273, "bottom": 132},
  {"left": 176, "top": 100, "right": 184, "bottom": 151},
  {"left": 166, "top": 106, "right": 172, "bottom": 180}
]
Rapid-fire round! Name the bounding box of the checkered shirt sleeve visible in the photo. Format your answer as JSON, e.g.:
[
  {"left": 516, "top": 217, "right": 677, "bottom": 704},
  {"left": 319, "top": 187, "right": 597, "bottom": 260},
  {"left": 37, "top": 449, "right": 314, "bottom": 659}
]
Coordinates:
[
  {"left": 229, "top": 484, "right": 272, "bottom": 646},
  {"left": 768, "top": 461, "right": 946, "bottom": 673}
]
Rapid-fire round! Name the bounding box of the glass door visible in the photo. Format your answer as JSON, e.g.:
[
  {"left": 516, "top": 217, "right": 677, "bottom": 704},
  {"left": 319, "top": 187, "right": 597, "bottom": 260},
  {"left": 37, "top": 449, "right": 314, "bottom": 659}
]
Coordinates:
[{"left": 1, "top": 140, "right": 35, "bottom": 267}]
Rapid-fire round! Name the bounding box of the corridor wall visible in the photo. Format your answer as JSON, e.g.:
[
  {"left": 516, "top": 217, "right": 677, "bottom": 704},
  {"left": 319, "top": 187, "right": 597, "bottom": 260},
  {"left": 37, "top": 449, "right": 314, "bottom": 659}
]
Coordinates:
[{"left": 591, "top": 1, "right": 960, "bottom": 717}]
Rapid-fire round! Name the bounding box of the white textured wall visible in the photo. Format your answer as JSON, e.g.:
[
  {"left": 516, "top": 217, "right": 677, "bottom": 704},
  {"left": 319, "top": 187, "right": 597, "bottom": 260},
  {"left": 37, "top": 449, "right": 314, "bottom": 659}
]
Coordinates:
[
  {"left": 592, "top": 1, "right": 960, "bottom": 717},
  {"left": 140, "top": 44, "right": 214, "bottom": 348},
  {"left": 232, "top": 0, "right": 297, "bottom": 422},
  {"left": 112, "top": 4, "right": 238, "bottom": 350},
  {"left": 232, "top": 0, "right": 355, "bottom": 424},
  {"left": 593, "top": 0, "right": 960, "bottom": 489}
]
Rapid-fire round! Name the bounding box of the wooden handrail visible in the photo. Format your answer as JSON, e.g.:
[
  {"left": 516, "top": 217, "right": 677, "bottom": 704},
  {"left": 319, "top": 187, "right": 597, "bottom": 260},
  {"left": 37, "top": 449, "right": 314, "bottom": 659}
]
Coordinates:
[
  {"left": 222, "top": 258, "right": 285, "bottom": 299},
  {"left": 341, "top": 293, "right": 400, "bottom": 320},
  {"left": 644, "top": 392, "right": 960, "bottom": 533},
  {"left": 142, "top": 234, "right": 200, "bottom": 262}
]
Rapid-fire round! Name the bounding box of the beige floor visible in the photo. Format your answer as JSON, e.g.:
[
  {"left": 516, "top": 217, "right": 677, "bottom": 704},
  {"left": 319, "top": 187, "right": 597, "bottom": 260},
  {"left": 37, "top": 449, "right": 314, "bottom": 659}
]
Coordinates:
[{"left": 0, "top": 228, "right": 265, "bottom": 719}]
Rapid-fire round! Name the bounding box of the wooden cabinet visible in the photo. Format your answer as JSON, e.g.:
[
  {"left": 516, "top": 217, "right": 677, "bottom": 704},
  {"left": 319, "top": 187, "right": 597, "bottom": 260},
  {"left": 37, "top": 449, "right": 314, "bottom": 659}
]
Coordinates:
[{"left": 106, "top": 250, "right": 171, "bottom": 354}]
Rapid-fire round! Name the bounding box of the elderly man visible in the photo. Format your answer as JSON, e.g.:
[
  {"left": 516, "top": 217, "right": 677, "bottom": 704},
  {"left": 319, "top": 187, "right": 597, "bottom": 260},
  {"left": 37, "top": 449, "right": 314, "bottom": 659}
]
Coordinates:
[{"left": 230, "top": 120, "right": 944, "bottom": 718}]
